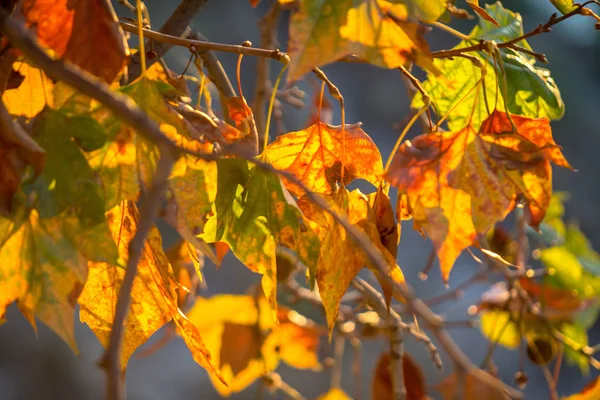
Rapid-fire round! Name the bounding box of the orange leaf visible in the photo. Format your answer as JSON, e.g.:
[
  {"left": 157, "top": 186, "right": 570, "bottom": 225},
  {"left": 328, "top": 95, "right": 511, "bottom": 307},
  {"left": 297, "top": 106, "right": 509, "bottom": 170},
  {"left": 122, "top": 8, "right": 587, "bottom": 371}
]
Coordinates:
[
  {"left": 385, "top": 110, "right": 570, "bottom": 281},
  {"left": 22, "top": 0, "right": 129, "bottom": 83},
  {"left": 78, "top": 201, "right": 220, "bottom": 380},
  {"left": 299, "top": 188, "right": 404, "bottom": 334},
  {"left": 466, "top": 1, "right": 501, "bottom": 27},
  {"left": 187, "top": 294, "right": 322, "bottom": 396},
  {"left": 266, "top": 122, "right": 383, "bottom": 197},
  {"left": 563, "top": 377, "right": 600, "bottom": 400},
  {"left": 372, "top": 352, "right": 427, "bottom": 400},
  {"left": 434, "top": 372, "right": 509, "bottom": 400}
]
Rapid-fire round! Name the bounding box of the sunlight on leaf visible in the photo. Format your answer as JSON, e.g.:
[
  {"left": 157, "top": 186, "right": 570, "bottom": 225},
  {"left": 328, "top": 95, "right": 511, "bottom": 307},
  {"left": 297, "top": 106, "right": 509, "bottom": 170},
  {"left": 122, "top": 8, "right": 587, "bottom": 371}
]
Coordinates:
[
  {"left": 187, "top": 294, "right": 322, "bottom": 396},
  {"left": 317, "top": 388, "right": 352, "bottom": 400},
  {"left": 287, "top": 0, "right": 443, "bottom": 81},
  {"left": 78, "top": 201, "right": 219, "bottom": 377},
  {"left": 413, "top": 3, "right": 564, "bottom": 131},
  {"left": 266, "top": 122, "right": 383, "bottom": 197},
  {"left": 480, "top": 310, "right": 521, "bottom": 349},
  {"left": 385, "top": 110, "right": 569, "bottom": 280},
  {"left": 563, "top": 377, "right": 600, "bottom": 400},
  {"left": 3, "top": 62, "right": 53, "bottom": 117},
  {"left": 22, "top": 0, "right": 129, "bottom": 83},
  {"left": 202, "top": 159, "right": 320, "bottom": 318}
]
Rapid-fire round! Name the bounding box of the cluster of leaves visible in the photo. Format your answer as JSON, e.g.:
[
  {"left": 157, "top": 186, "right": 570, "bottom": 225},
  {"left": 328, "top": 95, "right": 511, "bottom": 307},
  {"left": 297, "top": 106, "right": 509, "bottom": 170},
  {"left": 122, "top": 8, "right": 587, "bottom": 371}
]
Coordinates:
[{"left": 0, "top": 0, "right": 599, "bottom": 398}]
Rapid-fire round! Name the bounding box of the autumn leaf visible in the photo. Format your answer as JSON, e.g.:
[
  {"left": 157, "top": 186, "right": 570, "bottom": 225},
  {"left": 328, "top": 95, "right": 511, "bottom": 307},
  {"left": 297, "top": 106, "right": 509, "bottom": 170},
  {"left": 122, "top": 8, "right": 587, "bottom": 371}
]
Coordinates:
[
  {"left": 466, "top": 0, "right": 500, "bottom": 27},
  {"left": 265, "top": 121, "right": 383, "bottom": 196},
  {"left": 372, "top": 352, "right": 427, "bottom": 400},
  {"left": 434, "top": 372, "right": 509, "bottom": 400},
  {"left": 413, "top": 3, "right": 564, "bottom": 131},
  {"left": 78, "top": 201, "right": 219, "bottom": 378},
  {"left": 317, "top": 388, "right": 352, "bottom": 400},
  {"left": 201, "top": 158, "right": 320, "bottom": 318},
  {"left": 3, "top": 61, "right": 53, "bottom": 117},
  {"left": 187, "top": 294, "right": 322, "bottom": 396},
  {"left": 88, "top": 76, "right": 202, "bottom": 209},
  {"left": 563, "top": 377, "right": 600, "bottom": 400},
  {"left": 0, "top": 207, "right": 117, "bottom": 351},
  {"left": 22, "top": 0, "right": 129, "bottom": 83},
  {"left": 299, "top": 188, "right": 404, "bottom": 334},
  {"left": 385, "top": 110, "right": 569, "bottom": 281},
  {"left": 286, "top": 0, "right": 444, "bottom": 81},
  {"left": 165, "top": 155, "right": 218, "bottom": 263}
]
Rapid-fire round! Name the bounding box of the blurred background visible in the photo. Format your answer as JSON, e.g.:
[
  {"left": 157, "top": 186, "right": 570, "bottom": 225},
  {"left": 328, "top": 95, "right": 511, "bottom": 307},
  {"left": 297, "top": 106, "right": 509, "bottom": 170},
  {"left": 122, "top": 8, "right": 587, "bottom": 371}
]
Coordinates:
[{"left": 1, "top": 0, "right": 599, "bottom": 398}]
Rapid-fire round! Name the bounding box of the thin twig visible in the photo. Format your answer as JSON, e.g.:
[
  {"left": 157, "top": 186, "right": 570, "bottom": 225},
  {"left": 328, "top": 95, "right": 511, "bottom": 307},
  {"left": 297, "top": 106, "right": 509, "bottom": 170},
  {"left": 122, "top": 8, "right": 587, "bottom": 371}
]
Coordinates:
[
  {"left": 330, "top": 333, "right": 345, "bottom": 389},
  {"left": 128, "top": 0, "right": 209, "bottom": 81},
  {"left": 254, "top": 2, "right": 281, "bottom": 137},
  {"left": 120, "top": 21, "right": 290, "bottom": 63}
]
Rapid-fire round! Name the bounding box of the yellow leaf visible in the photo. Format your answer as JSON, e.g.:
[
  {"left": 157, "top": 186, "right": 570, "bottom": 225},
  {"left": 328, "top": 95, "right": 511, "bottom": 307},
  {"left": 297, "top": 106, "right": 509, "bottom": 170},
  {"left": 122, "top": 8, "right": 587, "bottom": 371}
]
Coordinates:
[
  {"left": 563, "top": 377, "right": 600, "bottom": 400},
  {"left": 317, "top": 388, "right": 352, "bottom": 400},
  {"left": 3, "top": 61, "right": 53, "bottom": 117},
  {"left": 266, "top": 122, "right": 383, "bottom": 197},
  {"left": 479, "top": 310, "right": 521, "bottom": 349},
  {"left": 187, "top": 294, "right": 322, "bottom": 396},
  {"left": 78, "top": 201, "right": 219, "bottom": 378},
  {"left": 0, "top": 211, "right": 88, "bottom": 352}
]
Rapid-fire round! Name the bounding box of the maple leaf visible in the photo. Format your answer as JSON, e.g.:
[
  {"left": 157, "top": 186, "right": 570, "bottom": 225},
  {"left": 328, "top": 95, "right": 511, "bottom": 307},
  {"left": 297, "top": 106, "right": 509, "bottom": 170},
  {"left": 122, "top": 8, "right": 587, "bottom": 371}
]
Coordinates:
[
  {"left": 287, "top": 0, "right": 444, "bottom": 81},
  {"left": 265, "top": 122, "right": 383, "bottom": 197},
  {"left": 372, "top": 352, "right": 427, "bottom": 400},
  {"left": 434, "top": 372, "right": 509, "bottom": 400},
  {"left": 78, "top": 201, "right": 220, "bottom": 377},
  {"left": 563, "top": 377, "right": 600, "bottom": 400},
  {"left": 0, "top": 207, "right": 117, "bottom": 351},
  {"left": 413, "top": 3, "right": 564, "bottom": 131},
  {"left": 165, "top": 155, "right": 218, "bottom": 264},
  {"left": 385, "top": 110, "right": 569, "bottom": 281},
  {"left": 88, "top": 76, "right": 203, "bottom": 209},
  {"left": 187, "top": 294, "right": 322, "bottom": 396},
  {"left": 201, "top": 158, "right": 320, "bottom": 318},
  {"left": 22, "top": 0, "right": 129, "bottom": 83},
  {"left": 299, "top": 188, "right": 405, "bottom": 334},
  {"left": 3, "top": 62, "right": 53, "bottom": 118}
]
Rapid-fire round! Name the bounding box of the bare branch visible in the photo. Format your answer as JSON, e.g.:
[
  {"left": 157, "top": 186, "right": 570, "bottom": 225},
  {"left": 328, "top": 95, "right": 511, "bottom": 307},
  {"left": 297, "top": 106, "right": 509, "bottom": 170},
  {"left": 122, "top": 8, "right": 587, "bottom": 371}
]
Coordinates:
[
  {"left": 128, "top": 0, "right": 208, "bottom": 81},
  {"left": 120, "top": 21, "right": 290, "bottom": 63}
]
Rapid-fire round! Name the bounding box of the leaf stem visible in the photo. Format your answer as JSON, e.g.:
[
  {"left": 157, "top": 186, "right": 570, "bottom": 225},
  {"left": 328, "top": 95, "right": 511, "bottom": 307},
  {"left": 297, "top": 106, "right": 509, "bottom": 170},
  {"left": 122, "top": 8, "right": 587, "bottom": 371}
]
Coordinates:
[
  {"left": 261, "top": 63, "right": 288, "bottom": 155},
  {"left": 384, "top": 103, "right": 428, "bottom": 172},
  {"left": 136, "top": 0, "right": 146, "bottom": 74}
]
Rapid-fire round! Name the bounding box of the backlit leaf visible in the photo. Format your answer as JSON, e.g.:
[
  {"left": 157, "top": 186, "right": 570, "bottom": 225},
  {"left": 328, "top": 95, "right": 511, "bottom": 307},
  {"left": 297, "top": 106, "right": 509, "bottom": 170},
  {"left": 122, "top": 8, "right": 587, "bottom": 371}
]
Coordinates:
[
  {"left": 0, "top": 209, "right": 114, "bottom": 351},
  {"left": 299, "top": 188, "right": 404, "bottom": 334},
  {"left": 385, "top": 111, "right": 568, "bottom": 280},
  {"left": 480, "top": 310, "right": 521, "bottom": 349},
  {"left": 287, "top": 0, "right": 442, "bottom": 81},
  {"left": 317, "top": 388, "right": 352, "bottom": 400},
  {"left": 78, "top": 201, "right": 219, "bottom": 377},
  {"left": 563, "top": 377, "right": 600, "bottom": 400},
  {"left": 202, "top": 158, "right": 320, "bottom": 317},
  {"left": 265, "top": 122, "right": 383, "bottom": 196},
  {"left": 22, "top": 0, "right": 129, "bottom": 83},
  {"left": 413, "top": 3, "right": 564, "bottom": 131},
  {"left": 187, "top": 294, "right": 322, "bottom": 396},
  {"left": 559, "top": 322, "right": 589, "bottom": 373},
  {"left": 3, "top": 62, "right": 53, "bottom": 117}
]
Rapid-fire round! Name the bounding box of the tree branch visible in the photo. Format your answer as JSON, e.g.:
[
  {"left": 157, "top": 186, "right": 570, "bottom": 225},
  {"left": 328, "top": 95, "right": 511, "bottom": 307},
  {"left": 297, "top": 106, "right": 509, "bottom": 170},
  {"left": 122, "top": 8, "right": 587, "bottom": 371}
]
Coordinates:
[
  {"left": 120, "top": 21, "right": 290, "bottom": 63},
  {"left": 128, "top": 0, "right": 208, "bottom": 81}
]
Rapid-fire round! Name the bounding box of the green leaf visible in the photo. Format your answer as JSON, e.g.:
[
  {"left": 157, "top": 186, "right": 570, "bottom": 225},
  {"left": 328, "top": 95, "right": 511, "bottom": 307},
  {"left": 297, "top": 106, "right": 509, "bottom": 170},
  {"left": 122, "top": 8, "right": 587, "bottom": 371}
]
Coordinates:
[
  {"left": 540, "top": 246, "right": 600, "bottom": 298},
  {"left": 202, "top": 159, "right": 320, "bottom": 317},
  {"left": 479, "top": 310, "right": 521, "bottom": 349},
  {"left": 559, "top": 322, "right": 589, "bottom": 373},
  {"left": 414, "top": 3, "right": 564, "bottom": 130},
  {"left": 28, "top": 109, "right": 108, "bottom": 227},
  {"left": 0, "top": 210, "right": 98, "bottom": 351},
  {"left": 565, "top": 225, "right": 600, "bottom": 276},
  {"left": 549, "top": 0, "right": 577, "bottom": 15}
]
